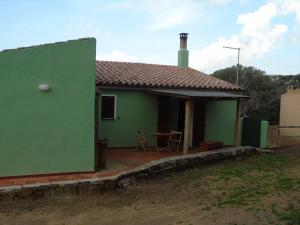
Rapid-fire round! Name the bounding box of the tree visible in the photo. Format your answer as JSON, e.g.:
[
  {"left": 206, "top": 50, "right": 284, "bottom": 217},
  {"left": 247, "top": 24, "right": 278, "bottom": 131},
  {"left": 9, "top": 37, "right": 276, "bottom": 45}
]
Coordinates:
[{"left": 212, "top": 65, "right": 281, "bottom": 123}]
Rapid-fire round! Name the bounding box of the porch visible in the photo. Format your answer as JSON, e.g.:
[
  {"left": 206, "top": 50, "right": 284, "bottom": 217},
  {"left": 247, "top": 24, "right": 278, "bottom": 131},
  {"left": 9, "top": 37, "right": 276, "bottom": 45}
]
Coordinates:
[{"left": 149, "top": 89, "right": 247, "bottom": 153}]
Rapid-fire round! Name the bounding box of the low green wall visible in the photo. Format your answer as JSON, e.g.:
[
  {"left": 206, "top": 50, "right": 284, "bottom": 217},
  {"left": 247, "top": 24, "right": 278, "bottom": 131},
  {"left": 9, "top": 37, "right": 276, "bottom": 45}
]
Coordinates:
[
  {"left": 0, "top": 38, "right": 96, "bottom": 177},
  {"left": 99, "top": 90, "right": 158, "bottom": 147},
  {"left": 204, "top": 100, "right": 237, "bottom": 145}
]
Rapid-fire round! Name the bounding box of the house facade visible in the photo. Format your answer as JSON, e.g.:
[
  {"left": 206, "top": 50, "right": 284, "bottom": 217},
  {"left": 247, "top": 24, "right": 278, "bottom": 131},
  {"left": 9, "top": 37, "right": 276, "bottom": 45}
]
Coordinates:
[{"left": 97, "top": 34, "right": 245, "bottom": 151}]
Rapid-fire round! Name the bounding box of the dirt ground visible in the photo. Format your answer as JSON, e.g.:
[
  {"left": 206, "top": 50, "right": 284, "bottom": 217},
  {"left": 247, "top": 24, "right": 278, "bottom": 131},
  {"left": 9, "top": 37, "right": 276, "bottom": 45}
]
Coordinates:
[{"left": 0, "top": 147, "right": 300, "bottom": 225}]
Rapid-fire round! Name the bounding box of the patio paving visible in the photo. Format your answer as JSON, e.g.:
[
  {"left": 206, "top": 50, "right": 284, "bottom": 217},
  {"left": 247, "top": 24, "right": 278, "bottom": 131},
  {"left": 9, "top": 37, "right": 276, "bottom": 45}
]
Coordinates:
[{"left": 0, "top": 148, "right": 183, "bottom": 188}]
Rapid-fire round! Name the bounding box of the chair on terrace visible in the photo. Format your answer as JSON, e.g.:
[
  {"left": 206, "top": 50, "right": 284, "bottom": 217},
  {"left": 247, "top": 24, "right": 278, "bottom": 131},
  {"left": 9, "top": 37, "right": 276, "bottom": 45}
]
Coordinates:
[
  {"left": 136, "top": 130, "right": 148, "bottom": 152},
  {"left": 168, "top": 131, "right": 182, "bottom": 152}
]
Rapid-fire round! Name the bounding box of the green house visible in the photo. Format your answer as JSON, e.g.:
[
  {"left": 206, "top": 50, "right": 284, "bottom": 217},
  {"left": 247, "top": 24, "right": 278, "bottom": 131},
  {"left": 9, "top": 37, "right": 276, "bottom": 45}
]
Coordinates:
[
  {"left": 0, "top": 34, "right": 246, "bottom": 178},
  {"left": 97, "top": 34, "right": 246, "bottom": 151}
]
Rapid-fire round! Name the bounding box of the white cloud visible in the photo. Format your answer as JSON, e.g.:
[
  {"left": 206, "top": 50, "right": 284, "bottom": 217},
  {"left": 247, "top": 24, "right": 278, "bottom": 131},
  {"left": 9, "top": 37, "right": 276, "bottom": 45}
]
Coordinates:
[
  {"left": 271, "top": 0, "right": 300, "bottom": 23},
  {"left": 190, "top": 2, "right": 288, "bottom": 73},
  {"left": 237, "top": 3, "right": 288, "bottom": 58},
  {"left": 270, "top": 0, "right": 300, "bottom": 44},
  {"left": 190, "top": 36, "right": 241, "bottom": 74},
  {"left": 238, "top": 3, "right": 278, "bottom": 35}
]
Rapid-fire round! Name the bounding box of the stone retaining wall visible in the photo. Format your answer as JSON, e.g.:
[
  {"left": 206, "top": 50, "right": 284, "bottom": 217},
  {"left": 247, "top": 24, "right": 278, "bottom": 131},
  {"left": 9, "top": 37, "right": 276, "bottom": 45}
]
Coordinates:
[{"left": 0, "top": 146, "right": 256, "bottom": 201}]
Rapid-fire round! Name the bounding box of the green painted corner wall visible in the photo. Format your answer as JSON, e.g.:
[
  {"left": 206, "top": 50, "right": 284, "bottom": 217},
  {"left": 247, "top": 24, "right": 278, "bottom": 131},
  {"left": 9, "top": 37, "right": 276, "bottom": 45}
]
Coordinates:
[
  {"left": 204, "top": 100, "right": 237, "bottom": 145},
  {"left": 260, "top": 120, "right": 269, "bottom": 149},
  {"left": 99, "top": 90, "right": 158, "bottom": 148},
  {"left": 0, "top": 38, "right": 96, "bottom": 177}
]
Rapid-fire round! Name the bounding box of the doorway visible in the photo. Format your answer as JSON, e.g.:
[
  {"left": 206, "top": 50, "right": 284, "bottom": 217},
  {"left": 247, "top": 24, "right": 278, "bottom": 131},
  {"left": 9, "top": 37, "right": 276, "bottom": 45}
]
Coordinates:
[
  {"left": 177, "top": 99, "right": 185, "bottom": 134},
  {"left": 192, "top": 100, "right": 205, "bottom": 147}
]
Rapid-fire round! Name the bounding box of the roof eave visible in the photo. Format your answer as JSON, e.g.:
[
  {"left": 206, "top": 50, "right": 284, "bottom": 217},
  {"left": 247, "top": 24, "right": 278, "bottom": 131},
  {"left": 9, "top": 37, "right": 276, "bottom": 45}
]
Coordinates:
[{"left": 96, "top": 83, "right": 242, "bottom": 93}]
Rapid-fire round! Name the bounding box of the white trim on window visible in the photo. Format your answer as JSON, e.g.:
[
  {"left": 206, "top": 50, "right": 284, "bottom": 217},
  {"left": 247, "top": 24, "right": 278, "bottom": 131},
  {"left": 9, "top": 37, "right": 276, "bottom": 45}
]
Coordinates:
[{"left": 101, "top": 94, "right": 117, "bottom": 120}]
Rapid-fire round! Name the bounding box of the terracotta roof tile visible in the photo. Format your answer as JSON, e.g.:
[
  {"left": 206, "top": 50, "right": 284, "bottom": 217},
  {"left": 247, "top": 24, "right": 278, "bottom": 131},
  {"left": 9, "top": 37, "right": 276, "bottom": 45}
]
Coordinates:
[{"left": 96, "top": 61, "right": 241, "bottom": 91}]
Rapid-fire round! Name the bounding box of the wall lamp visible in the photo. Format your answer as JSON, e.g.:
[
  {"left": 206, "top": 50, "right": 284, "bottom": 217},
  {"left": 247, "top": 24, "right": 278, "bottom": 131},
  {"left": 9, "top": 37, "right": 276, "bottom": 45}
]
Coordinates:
[{"left": 38, "top": 84, "right": 51, "bottom": 92}]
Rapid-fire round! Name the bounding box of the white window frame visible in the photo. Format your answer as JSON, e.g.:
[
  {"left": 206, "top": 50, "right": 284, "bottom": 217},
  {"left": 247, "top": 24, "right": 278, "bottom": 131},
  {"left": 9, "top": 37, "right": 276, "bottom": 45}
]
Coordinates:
[{"left": 101, "top": 94, "right": 117, "bottom": 120}]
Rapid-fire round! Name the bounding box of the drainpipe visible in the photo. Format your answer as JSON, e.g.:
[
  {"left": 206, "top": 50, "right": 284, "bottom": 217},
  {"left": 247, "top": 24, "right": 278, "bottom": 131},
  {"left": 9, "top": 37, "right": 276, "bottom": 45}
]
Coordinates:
[{"left": 178, "top": 33, "right": 189, "bottom": 68}]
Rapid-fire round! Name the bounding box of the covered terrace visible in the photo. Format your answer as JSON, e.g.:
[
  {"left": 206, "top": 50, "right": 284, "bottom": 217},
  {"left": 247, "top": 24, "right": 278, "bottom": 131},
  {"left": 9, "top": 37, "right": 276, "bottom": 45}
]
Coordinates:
[{"left": 147, "top": 89, "right": 248, "bottom": 154}]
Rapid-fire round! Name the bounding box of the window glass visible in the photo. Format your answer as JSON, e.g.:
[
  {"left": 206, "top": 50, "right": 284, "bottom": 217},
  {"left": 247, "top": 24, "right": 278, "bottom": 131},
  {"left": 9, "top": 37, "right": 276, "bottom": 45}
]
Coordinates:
[{"left": 101, "top": 95, "right": 116, "bottom": 119}]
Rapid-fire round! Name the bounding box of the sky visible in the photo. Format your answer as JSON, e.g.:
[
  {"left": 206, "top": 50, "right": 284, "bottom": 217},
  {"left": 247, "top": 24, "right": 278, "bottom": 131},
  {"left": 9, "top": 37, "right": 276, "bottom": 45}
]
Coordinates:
[{"left": 0, "top": 0, "right": 299, "bottom": 75}]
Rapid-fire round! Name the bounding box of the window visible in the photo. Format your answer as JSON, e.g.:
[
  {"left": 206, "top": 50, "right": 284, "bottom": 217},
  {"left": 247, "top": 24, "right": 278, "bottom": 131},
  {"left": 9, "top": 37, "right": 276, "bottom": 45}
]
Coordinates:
[{"left": 101, "top": 95, "right": 116, "bottom": 119}]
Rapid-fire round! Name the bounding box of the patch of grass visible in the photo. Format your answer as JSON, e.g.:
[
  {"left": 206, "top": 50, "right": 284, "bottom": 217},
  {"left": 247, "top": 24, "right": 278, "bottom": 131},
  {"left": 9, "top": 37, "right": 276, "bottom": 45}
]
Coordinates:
[
  {"left": 174, "top": 153, "right": 300, "bottom": 223},
  {"left": 201, "top": 206, "right": 211, "bottom": 211},
  {"left": 246, "top": 207, "right": 261, "bottom": 213},
  {"left": 213, "top": 154, "right": 293, "bottom": 183},
  {"left": 277, "top": 177, "right": 300, "bottom": 191},
  {"left": 217, "top": 186, "right": 258, "bottom": 206},
  {"left": 206, "top": 155, "right": 292, "bottom": 206},
  {"left": 272, "top": 205, "right": 300, "bottom": 225},
  {"left": 219, "top": 168, "right": 245, "bottom": 180},
  {"left": 251, "top": 154, "right": 290, "bottom": 170},
  {"left": 280, "top": 210, "right": 300, "bottom": 225}
]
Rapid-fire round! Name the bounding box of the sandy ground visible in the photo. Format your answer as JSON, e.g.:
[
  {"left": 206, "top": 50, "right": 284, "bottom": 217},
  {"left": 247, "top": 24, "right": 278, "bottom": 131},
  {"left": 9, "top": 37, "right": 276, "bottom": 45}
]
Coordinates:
[{"left": 0, "top": 147, "right": 299, "bottom": 225}]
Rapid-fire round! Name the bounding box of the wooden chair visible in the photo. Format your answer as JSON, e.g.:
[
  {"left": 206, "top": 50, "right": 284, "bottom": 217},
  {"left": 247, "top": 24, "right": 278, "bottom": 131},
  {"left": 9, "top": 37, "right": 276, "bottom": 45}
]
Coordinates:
[
  {"left": 168, "top": 131, "right": 182, "bottom": 152},
  {"left": 136, "top": 130, "right": 148, "bottom": 151}
]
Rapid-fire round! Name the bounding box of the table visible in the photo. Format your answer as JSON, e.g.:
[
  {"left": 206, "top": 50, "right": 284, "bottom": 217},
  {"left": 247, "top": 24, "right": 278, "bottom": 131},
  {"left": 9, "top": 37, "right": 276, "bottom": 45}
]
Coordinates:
[{"left": 152, "top": 132, "right": 171, "bottom": 152}]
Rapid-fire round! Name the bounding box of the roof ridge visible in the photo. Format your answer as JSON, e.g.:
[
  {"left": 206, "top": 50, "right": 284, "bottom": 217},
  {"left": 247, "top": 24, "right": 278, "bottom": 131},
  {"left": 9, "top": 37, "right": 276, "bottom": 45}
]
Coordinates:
[{"left": 0, "top": 37, "right": 95, "bottom": 54}]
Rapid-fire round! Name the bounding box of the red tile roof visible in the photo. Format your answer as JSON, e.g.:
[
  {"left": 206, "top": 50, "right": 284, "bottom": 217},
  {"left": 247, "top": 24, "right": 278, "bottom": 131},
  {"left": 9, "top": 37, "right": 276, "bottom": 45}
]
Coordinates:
[{"left": 96, "top": 61, "right": 241, "bottom": 91}]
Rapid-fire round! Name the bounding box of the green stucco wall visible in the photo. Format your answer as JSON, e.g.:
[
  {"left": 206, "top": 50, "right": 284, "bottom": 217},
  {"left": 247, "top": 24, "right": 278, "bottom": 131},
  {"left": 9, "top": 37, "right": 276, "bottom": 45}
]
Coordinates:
[
  {"left": 0, "top": 38, "right": 96, "bottom": 177},
  {"left": 260, "top": 120, "right": 269, "bottom": 149},
  {"left": 99, "top": 90, "right": 158, "bottom": 147},
  {"left": 178, "top": 49, "right": 189, "bottom": 67},
  {"left": 204, "top": 100, "right": 237, "bottom": 145}
]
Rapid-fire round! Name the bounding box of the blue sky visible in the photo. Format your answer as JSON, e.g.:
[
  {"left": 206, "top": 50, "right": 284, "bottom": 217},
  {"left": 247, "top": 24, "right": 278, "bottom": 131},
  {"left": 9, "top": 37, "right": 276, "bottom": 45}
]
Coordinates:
[{"left": 0, "top": 0, "right": 299, "bottom": 75}]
